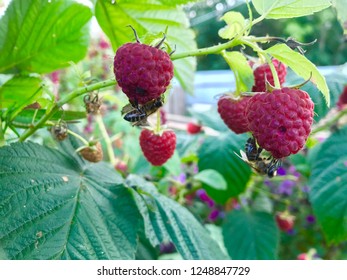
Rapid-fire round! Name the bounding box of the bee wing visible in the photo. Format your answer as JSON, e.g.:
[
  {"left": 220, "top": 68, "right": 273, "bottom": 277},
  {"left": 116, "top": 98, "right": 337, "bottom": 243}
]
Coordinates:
[
  {"left": 234, "top": 150, "right": 249, "bottom": 162},
  {"left": 121, "top": 103, "right": 135, "bottom": 115}
]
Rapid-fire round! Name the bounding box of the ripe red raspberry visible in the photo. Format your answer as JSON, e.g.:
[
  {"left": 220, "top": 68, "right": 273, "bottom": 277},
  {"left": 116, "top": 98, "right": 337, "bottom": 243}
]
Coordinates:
[
  {"left": 337, "top": 85, "right": 347, "bottom": 110},
  {"left": 217, "top": 95, "right": 251, "bottom": 134},
  {"left": 113, "top": 42, "right": 174, "bottom": 104},
  {"left": 187, "top": 122, "right": 202, "bottom": 134},
  {"left": 252, "top": 59, "right": 287, "bottom": 92},
  {"left": 275, "top": 212, "right": 295, "bottom": 232},
  {"left": 247, "top": 87, "right": 314, "bottom": 159},
  {"left": 139, "top": 129, "right": 176, "bottom": 166}
]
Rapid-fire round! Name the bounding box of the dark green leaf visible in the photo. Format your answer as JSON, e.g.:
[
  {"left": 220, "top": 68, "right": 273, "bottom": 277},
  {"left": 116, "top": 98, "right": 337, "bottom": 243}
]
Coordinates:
[
  {"left": 0, "top": 141, "right": 140, "bottom": 259},
  {"left": 309, "top": 126, "right": 347, "bottom": 243},
  {"left": 0, "top": 0, "right": 92, "bottom": 73},
  {"left": 129, "top": 175, "right": 228, "bottom": 260},
  {"left": 198, "top": 131, "right": 251, "bottom": 203},
  {"left": 95, "top": 0, "right": 197, "bottom": 93},
  {"left": 223, "top": 210, "right": 279, "bottom": 260}
]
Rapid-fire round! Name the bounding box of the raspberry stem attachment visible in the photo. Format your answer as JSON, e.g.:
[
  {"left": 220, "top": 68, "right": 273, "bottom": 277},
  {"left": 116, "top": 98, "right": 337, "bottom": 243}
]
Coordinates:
[
  {"left": 67, "top": 129, "right": 90, "bottom": 146},
  {"left": 155, "top": 109, "right": 161, "bottom": 134}
]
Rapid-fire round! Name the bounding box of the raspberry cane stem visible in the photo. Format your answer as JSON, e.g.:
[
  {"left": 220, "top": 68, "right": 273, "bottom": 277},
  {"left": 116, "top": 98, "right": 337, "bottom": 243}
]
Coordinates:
[
  {"left": 95, "top": 113, "right": 116, "bottom": 165},
  {"left": 19, "top": 78, "right": 117, "bottom": 142}
]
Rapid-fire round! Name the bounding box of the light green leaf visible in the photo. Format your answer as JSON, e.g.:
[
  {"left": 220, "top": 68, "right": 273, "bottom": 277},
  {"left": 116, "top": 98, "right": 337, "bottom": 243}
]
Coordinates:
[
  {"left": 266, "top": 44, "right": 330, "bottom": 106},
  {"left": 222, "top": 51, "right": 254, "bottom": 92},
  {"left": 0, "top": 140, "right": 140, "bottom": 260},
  {"left": 95, "top": 0, "right": 197, "bottom": 94},
  {"left": 129, "top": 175, "right": 228, "bottom": 260},
  {"left": 0, "top": 0, "right": 92, "bottom": 74},
  {"left": 309, "top": 126, "right": 347, "bottom": 243},
  {"left": 223, "top": 210, "right": 279, "bottom": 260},
  {"left": 163, "top": 150, "right": 181, "bottom": 176},
  {"left": 0, "top": 76, "right": 43, "bottom": 120},
  {"left": 195, "top": 169, "right": 227, "bottom": 191},
  {"left": 218, "top": 12, "right": 246, "bottom": 39},
  {"left": 198, "top": 131, "right": 251, "bottom": 203},
  {"left": 252, "top": 0, "right": 331, "bottom": 19},
  {"left": 332, "top": 0, "right": 347, "bottom": 34}
]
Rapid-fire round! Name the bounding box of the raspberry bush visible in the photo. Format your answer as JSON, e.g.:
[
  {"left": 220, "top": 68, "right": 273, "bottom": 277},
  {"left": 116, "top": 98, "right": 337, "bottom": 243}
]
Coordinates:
[{"left": 1, "top": 0, "right": 347, "bottom": 263}]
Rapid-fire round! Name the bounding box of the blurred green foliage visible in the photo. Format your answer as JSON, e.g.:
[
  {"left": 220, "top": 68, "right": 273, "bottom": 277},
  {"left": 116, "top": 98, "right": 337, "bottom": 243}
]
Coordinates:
[{"left": 187, "top": 1, "right": 347, "bottom": 70}]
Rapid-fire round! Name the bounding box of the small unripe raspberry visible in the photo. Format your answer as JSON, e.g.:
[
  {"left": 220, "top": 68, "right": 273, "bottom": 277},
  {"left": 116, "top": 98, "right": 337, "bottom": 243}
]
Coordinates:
[
  {"left": 113, "top": 42, "right": 174, "bottom": 104},
  {"left": 187, "top": 122, "right": 202, "bottom": 134},
  {"left": 252, "top": 59, "right": 287, "bottom": 92},
  {"left": 275, "top": 212, "right": 295, "bottom": 231},
  {"left": 247, "top": 87, "right": 314, "bottom": 158},
  {"left": 79, "top": 142, "right": 103, "bottom": 163},
  {"left": 139, "top": 129, "right": 176, "bottom": 166},
  {"left": 217, "top": 95, "right": 251, "bottom": 134}
]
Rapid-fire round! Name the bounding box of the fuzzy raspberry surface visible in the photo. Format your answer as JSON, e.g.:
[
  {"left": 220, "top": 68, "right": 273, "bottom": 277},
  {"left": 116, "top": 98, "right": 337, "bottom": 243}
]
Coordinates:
[
  {"left": 252, "top": 59, "right": 287, "bottom": 92},
  {"left": 114, "top": 43, "right": 174, "bottom": 104},
  {"left": 247, "top": 87, "right": 314, "bottom": 159},
  {"left": 140, "top": 129, "right": 176, "bottom": 166},
  {"left": 217, "top": 95, "right": 251, "bottom": 134}
]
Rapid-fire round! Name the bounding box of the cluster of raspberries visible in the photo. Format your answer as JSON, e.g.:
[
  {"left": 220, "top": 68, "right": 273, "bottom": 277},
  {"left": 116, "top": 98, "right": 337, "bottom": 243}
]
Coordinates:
[
  {"left": 218, "top": 59, "right": 315, "bottom": 159},
  {"left": 113, "top": 31, "right": 176, "bottom": 166}
]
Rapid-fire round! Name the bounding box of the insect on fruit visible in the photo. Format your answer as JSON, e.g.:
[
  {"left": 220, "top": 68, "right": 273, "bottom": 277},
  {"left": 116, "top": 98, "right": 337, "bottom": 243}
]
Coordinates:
[
  {"left": 236, "top": 137, "right": 282, "bottom": 178},
  {"left": 122, "top": 96, "right": 164, "bottom": 126}
]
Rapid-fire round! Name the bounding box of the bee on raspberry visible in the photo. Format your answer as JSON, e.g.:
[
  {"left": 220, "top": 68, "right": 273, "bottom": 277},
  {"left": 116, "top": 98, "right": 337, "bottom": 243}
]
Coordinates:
[
  {"left": 113, "top": 26, "right": 176, "bottom": 166},
  {"left": 220, "top": 57, "right": 314, "bottom": 178}
]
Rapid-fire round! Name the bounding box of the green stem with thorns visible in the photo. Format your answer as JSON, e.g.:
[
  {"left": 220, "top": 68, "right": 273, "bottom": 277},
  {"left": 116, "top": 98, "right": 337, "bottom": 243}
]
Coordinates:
[{"left": 19, "top": 78, "right": 117, "bottom": 142}]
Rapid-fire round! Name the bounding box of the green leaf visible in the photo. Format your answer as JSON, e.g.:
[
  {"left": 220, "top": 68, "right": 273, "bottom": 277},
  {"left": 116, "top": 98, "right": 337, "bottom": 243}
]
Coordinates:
[
  {"left": 332, "top": 0, "right": 347, "bottom": 34},
  {"left": 197, "top": 131, "right": 251, "bottom": 203},
  {"left": 0, "top": 140, "right": 140, "bottom": 259},
  {"left": 285, "top": 72, "right": 347, "bottom": 123},
  {"left": 218, "top": 12, "right": 246, "bottom": 40},
  {"left": 222, "top": 210, "right": 279, "bottom": 260},
  {"left": 222, "top": 51, "right": 254, "bottom": 92},
  {"left": 0, "top": 0, "right": 92, "bottom": 74},
  {"left": 195, "top": 169, "right": 227, "bottom": 191},
  {"left": 309, "top": 126, "right": 347, "bottom": 243},
  {"left": 163, "top": 150, "right": 181, "bottom": 176},
  {"left": 95, "top": 0, "right": 197, "bottom": 94},
  {"left": 252, "top": 0, "right": 331, "bottom": 19},
  {"left": 129, "top": 175, "right": 228, "bottom": 260},
  {"left": 266, "top": 44, "right": 330, "bottom": 106},
  {"left": 188, "top": 107, "right": 229, "bottom": 132},
  {"left": 0, "top": 76, "right": 43, "bottom": 119}
]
